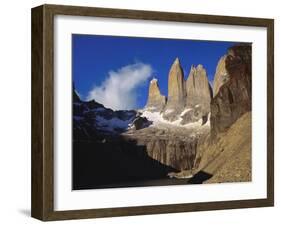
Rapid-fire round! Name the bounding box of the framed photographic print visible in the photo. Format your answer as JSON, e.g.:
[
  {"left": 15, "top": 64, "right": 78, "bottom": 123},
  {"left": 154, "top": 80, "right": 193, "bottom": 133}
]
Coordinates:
[{"left": 31, "top": 4, "right": 274, "bottom": 221}]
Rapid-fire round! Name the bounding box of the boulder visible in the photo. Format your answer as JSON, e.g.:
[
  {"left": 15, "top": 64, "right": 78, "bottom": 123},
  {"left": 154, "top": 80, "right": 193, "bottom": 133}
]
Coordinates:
[{"left": 130, "top": 116, "right": 151, "bottom": 130}]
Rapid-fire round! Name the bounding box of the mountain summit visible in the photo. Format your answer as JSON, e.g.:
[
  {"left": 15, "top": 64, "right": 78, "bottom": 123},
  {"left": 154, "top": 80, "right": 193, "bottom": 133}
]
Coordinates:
[
  {"left": 165, "top": 58, "right": 186, "bottom": 110},
  {"left": 145, "top": 78, "right": 166, "bottom": 112}
]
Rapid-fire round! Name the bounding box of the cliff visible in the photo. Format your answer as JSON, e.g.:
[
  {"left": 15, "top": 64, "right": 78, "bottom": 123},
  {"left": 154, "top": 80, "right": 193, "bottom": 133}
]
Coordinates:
[
  {"left": 213, "top": 55, "right": 229, "bottom": 97},
  {"left": 193, "top": 44, "right": 252, "bottom": 183},
  {"left": 210, "top": 44, "right": 252, "bottom": 137}
]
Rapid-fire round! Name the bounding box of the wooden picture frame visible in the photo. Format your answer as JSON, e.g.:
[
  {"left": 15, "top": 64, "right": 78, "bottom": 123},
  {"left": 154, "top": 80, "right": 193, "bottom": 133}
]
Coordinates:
[{"left": 31, "top": 4, "right": 274, "bottom": 221}]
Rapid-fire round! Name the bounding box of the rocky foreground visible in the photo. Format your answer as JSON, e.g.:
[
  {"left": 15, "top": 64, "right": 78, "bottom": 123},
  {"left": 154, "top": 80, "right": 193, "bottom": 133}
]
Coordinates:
[{"left": 73, "top": 44, "right": 252, "bottom": 188}]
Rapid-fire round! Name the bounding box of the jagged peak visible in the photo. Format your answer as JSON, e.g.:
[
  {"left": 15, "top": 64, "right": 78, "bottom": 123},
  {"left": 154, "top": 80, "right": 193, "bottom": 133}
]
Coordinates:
[
  {"left": 146, "top": 77, "right": 166, "bottom": 111},
  {"left": 148, "top": 77, "right": 163, "bottom": 96},
  {"left": 220, "top": 54, "right": 227, "bottom": 61},
  {"left": 73, "top": 82, "right": 81, "bottom": 102},
  {"left": 197, "top": 64, "right": 204, "bottom": 70},
  {"left": 171, "top": 57, "right": 181, "bottom": 67},
  {"left": 188, "top": 64, "right": 206, "bottom": 74},
  {"left": 168, "top": 57, "right": 184, "bottom": 82},
  {"left": 189, "top": 65, "right": 196, "bottom": 73}
]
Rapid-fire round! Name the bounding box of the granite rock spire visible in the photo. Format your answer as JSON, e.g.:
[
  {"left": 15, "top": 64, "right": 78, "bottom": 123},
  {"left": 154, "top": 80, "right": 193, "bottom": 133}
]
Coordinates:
[
  {"left": 186, "top": 64, "right": 212, "bottom": 113},
  {"left": 145, "top": 78, "right": 166, "bottom": 112}
]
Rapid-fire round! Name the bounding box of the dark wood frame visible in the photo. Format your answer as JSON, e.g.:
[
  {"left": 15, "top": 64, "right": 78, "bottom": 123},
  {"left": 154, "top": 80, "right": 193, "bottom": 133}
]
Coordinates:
[{"left": 31, "top": 4, "right": 274, "bottom": 221}]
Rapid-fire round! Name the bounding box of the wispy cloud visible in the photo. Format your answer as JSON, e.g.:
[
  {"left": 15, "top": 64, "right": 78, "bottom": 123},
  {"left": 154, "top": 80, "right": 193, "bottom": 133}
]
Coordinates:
[{"left": 87, "top": 63, "right": 153, "bottom": 110}]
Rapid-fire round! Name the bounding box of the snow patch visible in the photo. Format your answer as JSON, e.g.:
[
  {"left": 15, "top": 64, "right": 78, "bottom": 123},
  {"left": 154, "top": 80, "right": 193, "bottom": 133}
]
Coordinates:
[
  {"left": 143, "top": 106, "right": 156, "bottom": 112},
  {"left": 180, "top": 108, "right": 192, "bottom": 116},
  {"left": 150, "top": 78, "right": 158, "bottom": 83},
  {"left": 95, "top": 115, "right": 133, "bottom": 132},
  {"left": 164, "top": 109, "right": 174, "bottom": 114},
  {"left": 141, "top": 110, "right": 207, "bottom": 128}
]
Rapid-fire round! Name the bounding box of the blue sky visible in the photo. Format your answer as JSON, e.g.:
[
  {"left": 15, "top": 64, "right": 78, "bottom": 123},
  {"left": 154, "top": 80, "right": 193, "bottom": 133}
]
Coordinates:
[{"left": 72, "top": 34, "right": 237, "bottom": 110}]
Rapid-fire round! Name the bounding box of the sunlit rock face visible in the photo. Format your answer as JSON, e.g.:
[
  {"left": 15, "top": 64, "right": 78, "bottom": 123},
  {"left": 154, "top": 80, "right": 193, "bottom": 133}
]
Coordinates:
[
  {"left": 213, "top": 55, "right": 230, "bottom": 97},
  {"left": 123, "top": 126, "right": 202, "bottom": 171},
  {"left": 144, "top": 58, "right": 212, "bottom": 125},
  {"left": 163, "top": 58, "right": 186, "bottom": 121},
  {"left": 167, "top": 58, "right": 186, "bottom": 105},
  {"left": 185, "top": 64, "right": 212, "bottom": 117},
  {"left": 145, "top": 78, "right": 166, "bottom": 112}
]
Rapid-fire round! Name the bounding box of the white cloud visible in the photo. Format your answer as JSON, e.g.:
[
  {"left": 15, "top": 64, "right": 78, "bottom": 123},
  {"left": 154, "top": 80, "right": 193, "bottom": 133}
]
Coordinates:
[{"left": 87, "top": 63, "right": 153, "bottom": 110}]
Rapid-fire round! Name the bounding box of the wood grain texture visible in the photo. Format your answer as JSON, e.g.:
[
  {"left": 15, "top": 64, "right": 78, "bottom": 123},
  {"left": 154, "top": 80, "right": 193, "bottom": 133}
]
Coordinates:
[
  {"left": 267, "top": 19, "right": 274, "bottom": 206},
  {"left": 31, "top": 5, "right": 44, "bottom": 220},
  {"left": 31, "top": 5, "right": 55, "bottom": 220},
  {"left": 31, "top": 4, "right": 274, "bottom": 221}
]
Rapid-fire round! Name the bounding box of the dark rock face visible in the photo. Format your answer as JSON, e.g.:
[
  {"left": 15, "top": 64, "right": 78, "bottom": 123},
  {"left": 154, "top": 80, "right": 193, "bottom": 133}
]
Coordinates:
[
  {"left": 145, "top": 78, "right": 166, "bottom": 112},
  {"left": 73, "top": 89, "right": 81, "bottom": 103},
  {"left": 130, "top": 116, "right": 152, "bottom": 130},
  {"left": 73, "top": 99, "right": 99, "bottom": 140},
  {"left": 210, "top": 44, "right": 252, "bottom": 137}
]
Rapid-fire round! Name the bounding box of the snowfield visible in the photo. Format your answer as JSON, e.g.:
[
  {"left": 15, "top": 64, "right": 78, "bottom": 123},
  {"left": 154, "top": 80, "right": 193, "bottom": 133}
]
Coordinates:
[
  {"left": 95, "top": 115, "right": 134, "bottom": 132},
  {"left": 140, "top": 109, "right": 210, "bottom": 128},
  {"left": 94, "top": 108, "right": 209, "bottom": 133},
  {"left": 180, "top": 108, "right": 192, "bottom": 116}
]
